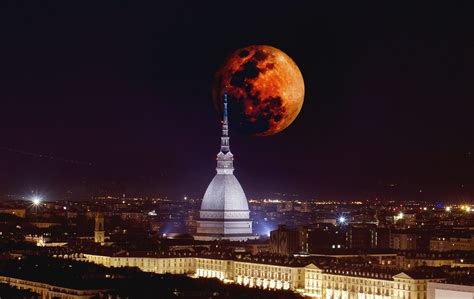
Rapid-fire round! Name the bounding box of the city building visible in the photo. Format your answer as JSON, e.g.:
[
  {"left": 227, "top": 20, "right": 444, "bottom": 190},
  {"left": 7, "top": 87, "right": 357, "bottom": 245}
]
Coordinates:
[
  {"left": 270, "top": 225, "right": 307, "bottom": 255},
  {"left": 427, "top": 282, "right": 474, "bottom": 299},
  {"left": 396, "top": 213, "right": 417, "bottom": 227},
  {"left": 0, "top": 276, "right": 106, "bottom": 299},
  {"left": 245, "top": 242, "right": 270, "bottom": 255},
  {"left": 346, "top": 224, "right": 378, "bottom": 249},
  {"left": 429, "top": 234, "right": 474, "bottom": 252},
  {"left": 0, "top": 208, "right": 26, "bottom": 218},
  {"left": 390, "top": 230, "right": 429, "bottom": 250},
  {"left": 195, "top": 92, "right": 256, "bottom": 241},
  {"left": 307, "top": 224, "right": 346, "bottom": 251},
  {"left": 375, "top": 228, "right": 391, "bottom": 249},
  {"left": 71, "top": 251, "right": 447, "bottom": 298},
  {"left": 394, "top": 251, "right": 472, "bottom": 270}
]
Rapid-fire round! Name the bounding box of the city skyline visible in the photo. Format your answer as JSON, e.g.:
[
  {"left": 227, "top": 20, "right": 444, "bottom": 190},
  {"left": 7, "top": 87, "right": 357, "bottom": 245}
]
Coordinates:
[{"left": 1, "top": 2, "right": 474, "bottom": 298}]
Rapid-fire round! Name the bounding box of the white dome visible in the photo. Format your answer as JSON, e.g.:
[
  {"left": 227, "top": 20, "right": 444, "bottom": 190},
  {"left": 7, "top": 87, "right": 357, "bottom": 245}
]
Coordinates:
[{"left": 200, "top": 174, "right": 249, "bottom": 211}]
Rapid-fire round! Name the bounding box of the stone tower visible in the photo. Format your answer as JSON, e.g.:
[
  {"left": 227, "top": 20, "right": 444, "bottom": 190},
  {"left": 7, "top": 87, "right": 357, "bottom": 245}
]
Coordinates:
[{"left": 94, "top": 211, "right": 105, "bottom": 244}]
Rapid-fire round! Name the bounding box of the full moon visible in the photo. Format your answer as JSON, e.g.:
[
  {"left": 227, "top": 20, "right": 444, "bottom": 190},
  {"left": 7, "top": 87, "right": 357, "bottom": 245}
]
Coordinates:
[{"left": 213, "top": 45, "right": 305, "bottom": 136}]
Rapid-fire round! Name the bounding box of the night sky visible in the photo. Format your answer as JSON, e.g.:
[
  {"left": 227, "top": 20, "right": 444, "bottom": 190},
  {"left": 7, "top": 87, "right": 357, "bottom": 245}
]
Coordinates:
[{"left": 1, "top": 2, "right": 474, "bottom": 201}]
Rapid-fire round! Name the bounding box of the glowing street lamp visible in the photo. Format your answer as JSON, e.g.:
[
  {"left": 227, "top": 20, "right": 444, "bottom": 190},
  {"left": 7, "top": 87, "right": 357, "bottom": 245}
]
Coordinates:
[
  {"left": 31, "top": 196, "right": 42, "bottom": 206},
  {"left": 338, "top": 216, "right": 346, "bottom": 224},
  {"left": 395, "top": 212, "right": 404, "bottom": 221}
]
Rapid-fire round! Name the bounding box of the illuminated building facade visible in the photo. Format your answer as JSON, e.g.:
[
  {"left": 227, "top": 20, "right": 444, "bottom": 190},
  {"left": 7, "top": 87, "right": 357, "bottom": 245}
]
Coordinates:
[
  {"left": 427, "top": 282, "right": 474, "bottom": 299},
  {"left": 390, "top": 232, "right": 422, "bottom": 250},
  {"left": 0, "top": 208, "right": 26, "bottom": 218},
  {"left": 0, "top": 276, "right": 105, "bottom": 299},
  {"left": 195, "top": 92, "right": 256, "bottom": 241},
  {"left": 429, "top": 236, "right": 474, "bottom": 252},
  {"left": 69, "top": 252, "right": 445, "bottom": 298}
]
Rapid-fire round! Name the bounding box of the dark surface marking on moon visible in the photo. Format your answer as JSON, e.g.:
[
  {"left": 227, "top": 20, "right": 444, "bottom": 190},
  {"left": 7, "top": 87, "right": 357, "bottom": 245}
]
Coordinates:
[
  {"left": 239, "top": 50, "right": 250, "bottom": 58},
  {"left": 230, "top": 60, "right": 260, "bottom": 88},
  {"left": 253, "top": 49, "right": 268, "bottom": 61}
]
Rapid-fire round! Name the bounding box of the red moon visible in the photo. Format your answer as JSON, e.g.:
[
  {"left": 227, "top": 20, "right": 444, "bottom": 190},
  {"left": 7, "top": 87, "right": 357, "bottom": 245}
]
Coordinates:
[{"left": 213, "top": 45, "right": 305, "bottom": 136}]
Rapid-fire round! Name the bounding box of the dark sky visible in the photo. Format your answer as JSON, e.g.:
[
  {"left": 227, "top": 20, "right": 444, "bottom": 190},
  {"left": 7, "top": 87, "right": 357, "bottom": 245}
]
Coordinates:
[{"left": 0, "top": 1, "right": 474, "bottom": 201}]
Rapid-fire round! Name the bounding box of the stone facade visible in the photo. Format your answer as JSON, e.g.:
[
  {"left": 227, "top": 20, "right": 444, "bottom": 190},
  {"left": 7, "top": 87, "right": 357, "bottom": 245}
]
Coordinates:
[
  {"left": 72, "top": 253, "right": 445, "bottom": 298},
  {"left": 0, "top": 275, "right": 106, "bottom": 299}
]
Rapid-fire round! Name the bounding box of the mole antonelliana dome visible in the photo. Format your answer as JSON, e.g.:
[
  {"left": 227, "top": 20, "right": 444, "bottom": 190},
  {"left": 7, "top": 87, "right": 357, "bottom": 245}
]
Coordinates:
[
  {"left": 194, "top": 92, "right": 257, "bottom": 241},
  {"left": 201, "top": 174, "right": 249, "bottom": 211}
]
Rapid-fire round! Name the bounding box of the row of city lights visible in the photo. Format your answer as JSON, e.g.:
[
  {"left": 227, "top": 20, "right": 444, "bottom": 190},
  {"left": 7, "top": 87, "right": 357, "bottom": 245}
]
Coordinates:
[{"left": 25, "top": 194, "right": 472, "bottom": 216}]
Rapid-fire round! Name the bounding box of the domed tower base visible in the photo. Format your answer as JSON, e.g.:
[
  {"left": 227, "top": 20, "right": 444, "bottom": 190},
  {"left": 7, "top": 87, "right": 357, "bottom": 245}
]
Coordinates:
[
  {"left": 195, "top": 218, "right": 259, "bottom": 241},
  {"left": 195, "top": 233, "right": 258, "bottom": 242}
]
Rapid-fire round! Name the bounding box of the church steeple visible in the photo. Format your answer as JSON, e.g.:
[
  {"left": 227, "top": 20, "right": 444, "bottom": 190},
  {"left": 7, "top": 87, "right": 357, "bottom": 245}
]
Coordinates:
[{"left": 216, "top": 90, "right": 234, "bottom": 174}]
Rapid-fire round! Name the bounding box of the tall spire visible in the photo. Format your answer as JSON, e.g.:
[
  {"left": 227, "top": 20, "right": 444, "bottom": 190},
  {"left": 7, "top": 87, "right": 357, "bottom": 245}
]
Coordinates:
[
  {"left": 221, "top": 90, "right": 229, "bottom": 152},
  {"left": 216, "top": 90, "right": 234, "bottom": 174}
]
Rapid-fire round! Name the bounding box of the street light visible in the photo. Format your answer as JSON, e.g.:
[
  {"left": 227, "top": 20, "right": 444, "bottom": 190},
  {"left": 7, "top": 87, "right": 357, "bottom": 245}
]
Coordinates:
[
  {"left": 338, "top": 216, "right": 346, "bottom": 224},
  {"left": 397, "top": 212, "right": 404, "bottom": 220},
  {"left": 31, "top": 196, "right": 42, "bottom": 206}
]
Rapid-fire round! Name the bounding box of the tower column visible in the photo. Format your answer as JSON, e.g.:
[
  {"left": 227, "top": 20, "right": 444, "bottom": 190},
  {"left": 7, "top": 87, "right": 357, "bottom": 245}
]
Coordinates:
[{"left": 94, "top": 211, "right": 105, "bottom": 244}]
